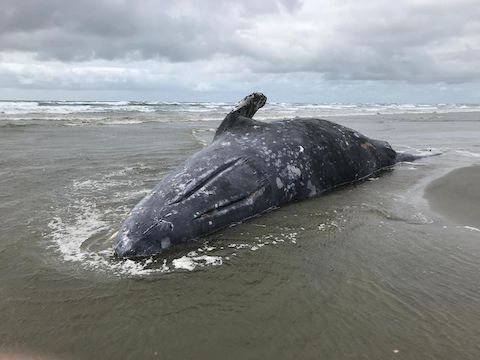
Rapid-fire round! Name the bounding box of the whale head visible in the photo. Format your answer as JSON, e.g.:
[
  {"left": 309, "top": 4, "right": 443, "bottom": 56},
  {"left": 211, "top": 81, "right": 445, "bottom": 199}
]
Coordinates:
[
  {"left": 114, "top": 151, "right": 271, "bottom": 258},
  {"left": 114, "top": 210, "right": 175, "bottom": 258},
  {"left": 114, "top": 92, "right": 271, "bottom": 259},
  {"left": 114, "top": 186, "right": 200, "bottom": 258}
]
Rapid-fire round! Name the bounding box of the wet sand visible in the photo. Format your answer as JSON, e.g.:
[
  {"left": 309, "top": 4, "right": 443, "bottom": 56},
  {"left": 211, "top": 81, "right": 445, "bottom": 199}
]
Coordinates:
[
  {"left": 424, "top": 166, "right": 480, "bottom": 227},
  {"left": 1, "top": 108, "right": 480, "bottom": 359}
]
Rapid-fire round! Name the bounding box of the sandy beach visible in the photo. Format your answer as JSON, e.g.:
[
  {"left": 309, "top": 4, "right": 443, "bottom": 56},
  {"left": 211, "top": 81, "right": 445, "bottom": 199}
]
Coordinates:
[
  {"left": 1, "top": 104, "right": 480, "bottom": 359},
  {"left": 1, "top": 0, "right": 479, "bottom": 358}
]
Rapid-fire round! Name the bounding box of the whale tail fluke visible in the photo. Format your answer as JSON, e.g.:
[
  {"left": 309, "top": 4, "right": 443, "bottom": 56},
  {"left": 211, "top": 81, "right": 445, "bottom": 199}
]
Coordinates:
[{"left": 395, "top": 150, "right": 441, "bottom": 162}]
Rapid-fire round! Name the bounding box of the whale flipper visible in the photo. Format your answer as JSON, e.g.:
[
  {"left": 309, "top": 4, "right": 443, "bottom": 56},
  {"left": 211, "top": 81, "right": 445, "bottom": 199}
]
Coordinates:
[
  {"left": 214, "top": 92, "right": 267, "bottom": 138},
  {"left": 231, "top": 92, "right": 267, "bottom": 118}
]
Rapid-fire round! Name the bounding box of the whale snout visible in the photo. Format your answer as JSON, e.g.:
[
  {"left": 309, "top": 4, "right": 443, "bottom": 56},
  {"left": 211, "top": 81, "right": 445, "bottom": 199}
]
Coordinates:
[
  {"left": 114, "top": 233, "right": 150, "bottom": 258},
  {"left": 114, "top": 225, "right": 172, "bottom": 259},
  {"left": 114, "top": 241, "right": 140, "bottom": 258}
]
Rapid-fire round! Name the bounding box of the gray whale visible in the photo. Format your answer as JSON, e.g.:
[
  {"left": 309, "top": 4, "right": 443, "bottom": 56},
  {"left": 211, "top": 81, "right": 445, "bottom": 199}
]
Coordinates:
[{"left": 114, "top": 92, "right": 422, "bottom": 258}]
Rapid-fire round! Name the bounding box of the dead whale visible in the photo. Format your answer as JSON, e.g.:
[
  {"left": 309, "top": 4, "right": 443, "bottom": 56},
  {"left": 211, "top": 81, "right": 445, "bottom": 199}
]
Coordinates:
[{"left": 114, "top": 92, "right": 424, "bottom": 258}]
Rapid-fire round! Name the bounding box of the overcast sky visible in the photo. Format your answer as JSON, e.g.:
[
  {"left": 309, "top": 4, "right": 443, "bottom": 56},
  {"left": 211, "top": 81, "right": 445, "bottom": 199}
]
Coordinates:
[{"left": 0, "top": 0, "right": 479, "bottom": 102}]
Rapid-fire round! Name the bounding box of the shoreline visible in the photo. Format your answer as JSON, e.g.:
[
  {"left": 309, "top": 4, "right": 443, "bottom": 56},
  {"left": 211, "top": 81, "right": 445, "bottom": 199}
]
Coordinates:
[{"left": 1, "top": 110, "right": 480, "bottom": 126}]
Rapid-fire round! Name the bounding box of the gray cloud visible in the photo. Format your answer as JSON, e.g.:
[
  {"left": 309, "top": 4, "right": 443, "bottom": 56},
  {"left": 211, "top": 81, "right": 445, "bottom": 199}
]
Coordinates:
[
  {"left": 0, "top": 0, "right": 478, "bottom": 99},
  {"left": 234, "top": 0, "right": 480, "bottom": 83},
  {"left": 0, "top": 0, "right": 301, "bottom": 61}
]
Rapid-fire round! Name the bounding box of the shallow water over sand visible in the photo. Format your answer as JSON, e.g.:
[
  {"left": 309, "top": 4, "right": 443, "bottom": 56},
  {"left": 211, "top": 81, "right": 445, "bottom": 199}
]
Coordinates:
[
  {"left": 424, "top": 166, "right": 480, "bottom": 226},
  {"left": 1, "top": 108, "right": 479, "bottom": 359}
]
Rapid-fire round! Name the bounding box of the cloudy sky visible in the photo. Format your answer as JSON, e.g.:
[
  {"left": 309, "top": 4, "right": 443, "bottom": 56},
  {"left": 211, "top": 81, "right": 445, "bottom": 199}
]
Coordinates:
[{"left": 0, "top": 0, "right": 479, "bottom": 102}]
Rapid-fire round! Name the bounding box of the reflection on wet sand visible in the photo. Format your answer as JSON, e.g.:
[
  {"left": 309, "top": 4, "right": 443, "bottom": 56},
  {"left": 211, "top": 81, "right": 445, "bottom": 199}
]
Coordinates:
[{"left": 424, "top": 165, "right": 480, "bottom": 227}]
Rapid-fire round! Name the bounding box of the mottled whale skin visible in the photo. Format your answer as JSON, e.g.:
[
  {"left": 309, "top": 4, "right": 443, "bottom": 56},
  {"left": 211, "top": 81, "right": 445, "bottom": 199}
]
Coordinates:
[{"left": 115, "top": 93, "right": 417, "bottom": 258}]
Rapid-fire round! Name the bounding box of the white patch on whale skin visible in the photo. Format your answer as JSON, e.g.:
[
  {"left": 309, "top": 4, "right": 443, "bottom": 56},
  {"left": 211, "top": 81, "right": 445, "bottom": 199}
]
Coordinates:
[
  {"left": 286, "top": 164, "right": 302, "bottom": 179},
  {"left": 307, "top": 180, "right": 317, "bottom": 196},
  {"left": 276, "top": 177, "right": 284, "bottom": 189},
  {"left": 161, "top": 237, "right": 171, "bottom": 249}
]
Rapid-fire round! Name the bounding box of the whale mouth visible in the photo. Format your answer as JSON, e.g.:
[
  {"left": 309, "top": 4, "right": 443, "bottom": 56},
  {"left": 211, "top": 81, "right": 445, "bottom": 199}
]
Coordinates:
[
  {"left": 114, "top": 231, "right": 171, "bottom": 259},
  {"left": 114, "top": 243, "right": 163, "bottom": 259}
]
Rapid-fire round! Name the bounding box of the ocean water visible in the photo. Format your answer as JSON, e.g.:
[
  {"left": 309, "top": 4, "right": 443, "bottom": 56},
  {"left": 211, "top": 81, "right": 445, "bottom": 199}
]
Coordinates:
[
  {"left": 1, "top": 101, "right": 479, "bottom": 359},
  {"left": 2, "top": 99, "right": 480, "bottom": 121}
]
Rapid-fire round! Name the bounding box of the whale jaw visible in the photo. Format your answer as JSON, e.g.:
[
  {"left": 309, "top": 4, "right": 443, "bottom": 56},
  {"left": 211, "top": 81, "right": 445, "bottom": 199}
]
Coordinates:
[{"left": 114, "top": 226, "right": 172, "bottom": 259}]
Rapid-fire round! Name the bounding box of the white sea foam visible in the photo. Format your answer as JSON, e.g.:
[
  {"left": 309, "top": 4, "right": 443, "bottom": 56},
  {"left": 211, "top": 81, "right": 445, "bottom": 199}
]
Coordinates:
[
  {"left": 396, "top": 146, "right": 443, "bottom": 158},
  {"left": 48, "top": 199, "right": 109, "bottom": 262},
  {"left": 463, "top": 226, "right": 480, "bottom": 232},
  {"left": 172, "top": 255, "right": 223, "bottom": 271},
  {"left": 225, "top": 231, "right": 299, "bottom": 253},
  {"left": 100, "top": 119, "right": 145, "bottom": 125},
  {"left": 46, "top": 197, "right": 162, "bottom": 276},
  {"left": 2, "top": 100, "right": 480, "bottom": 118},
  {"left": 412, "top": 212, "right": 433, "bottom": 225},
  {"left": 456, "top": 150, "right": 480, "bottom": 158}
]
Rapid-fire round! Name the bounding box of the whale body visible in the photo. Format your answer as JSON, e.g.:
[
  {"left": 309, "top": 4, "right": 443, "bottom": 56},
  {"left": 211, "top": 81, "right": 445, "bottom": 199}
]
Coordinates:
[{"left": 114, "top": 93, "right": 419, "bottom": 258}]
